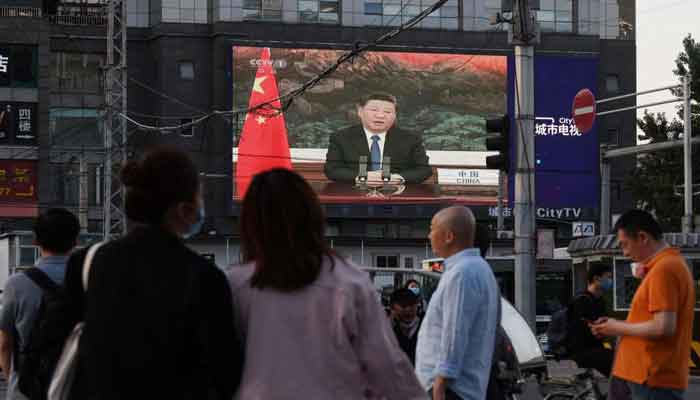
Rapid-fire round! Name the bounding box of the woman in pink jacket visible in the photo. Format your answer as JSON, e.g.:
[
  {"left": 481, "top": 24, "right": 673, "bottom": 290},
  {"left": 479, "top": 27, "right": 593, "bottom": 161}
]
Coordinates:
[{"left": 227, "top": 168, "right": 426, "bottom": 400}]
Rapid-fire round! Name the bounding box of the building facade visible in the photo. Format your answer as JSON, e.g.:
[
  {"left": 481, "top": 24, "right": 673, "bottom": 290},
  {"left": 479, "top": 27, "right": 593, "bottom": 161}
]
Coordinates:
[{"left": 0, "top": 0, "right": 637, "bottom": 320}]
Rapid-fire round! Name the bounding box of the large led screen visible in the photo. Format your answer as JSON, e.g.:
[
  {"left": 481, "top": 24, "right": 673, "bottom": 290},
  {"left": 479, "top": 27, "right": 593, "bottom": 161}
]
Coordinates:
[
  {"left": 231, "top": 46, "right": 507, "bottom": 204},
  {"left": 507, "top": 54, "right": 600, "bottom": 212}
]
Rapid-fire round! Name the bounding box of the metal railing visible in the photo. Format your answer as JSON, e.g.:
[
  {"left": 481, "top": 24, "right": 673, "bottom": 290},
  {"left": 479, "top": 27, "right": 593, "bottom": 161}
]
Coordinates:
[
  {"left": 0, "top": 7, "right": 42, "bottom": 18},
  {"left": 49, "top": 13, "right": 107, "bottom": 26}
]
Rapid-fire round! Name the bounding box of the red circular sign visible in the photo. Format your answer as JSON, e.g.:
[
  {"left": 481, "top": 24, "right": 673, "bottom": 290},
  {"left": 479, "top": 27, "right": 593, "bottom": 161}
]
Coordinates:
[{"left": 572, "top": 89, "right": 596, "bottom": 134}]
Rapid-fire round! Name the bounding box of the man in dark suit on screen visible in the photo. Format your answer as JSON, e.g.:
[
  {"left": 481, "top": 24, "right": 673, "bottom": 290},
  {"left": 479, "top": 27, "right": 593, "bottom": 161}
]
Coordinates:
[{"left": 324, "top": 93, "right": 432, "bottom": 185}]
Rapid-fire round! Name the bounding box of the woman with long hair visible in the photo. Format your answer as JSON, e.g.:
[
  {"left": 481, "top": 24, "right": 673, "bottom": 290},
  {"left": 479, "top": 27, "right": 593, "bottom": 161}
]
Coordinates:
[{"left": 228, "top": 168, "right": 425, "bottom": 399}]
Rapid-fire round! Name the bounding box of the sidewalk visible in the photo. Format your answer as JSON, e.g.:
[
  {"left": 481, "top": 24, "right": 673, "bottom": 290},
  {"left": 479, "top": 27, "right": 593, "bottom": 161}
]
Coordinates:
[{"left": 545, "top": 360, "right": 700, "bottom": 400}]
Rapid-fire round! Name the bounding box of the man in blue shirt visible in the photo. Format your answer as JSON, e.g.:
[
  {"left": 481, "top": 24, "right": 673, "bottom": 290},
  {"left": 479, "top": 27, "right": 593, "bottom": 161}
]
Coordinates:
[
  {"left": 416, "top": 206, "right": 500, "bottom": 400},
  {"left": 0, "top": 208, "right": 80, "bottom": 399}
]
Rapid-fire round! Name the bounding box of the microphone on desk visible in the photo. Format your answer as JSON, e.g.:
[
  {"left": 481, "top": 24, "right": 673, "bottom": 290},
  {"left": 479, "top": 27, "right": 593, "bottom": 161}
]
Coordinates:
[
  {"left": 381, "top": 156, "right": 391, "bottom": 183},
  {"left": 357, "top": 155, "right": 368, "bottom": 189}
]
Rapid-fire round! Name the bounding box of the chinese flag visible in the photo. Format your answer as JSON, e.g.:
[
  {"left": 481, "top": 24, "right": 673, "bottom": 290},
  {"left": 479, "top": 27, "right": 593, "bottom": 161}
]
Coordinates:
[{"left": 235, "top": 48, "right": 292, "bottom": 198}]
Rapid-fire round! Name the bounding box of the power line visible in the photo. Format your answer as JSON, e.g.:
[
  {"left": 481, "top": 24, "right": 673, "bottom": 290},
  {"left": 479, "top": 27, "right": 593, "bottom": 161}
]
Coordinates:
[{"left": 118, "top": 0, "right": 452, "bottom": 133}]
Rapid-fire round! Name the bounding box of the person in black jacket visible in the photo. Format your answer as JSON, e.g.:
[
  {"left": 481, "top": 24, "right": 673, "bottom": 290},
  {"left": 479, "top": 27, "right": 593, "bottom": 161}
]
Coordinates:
[
  {"left": 324, "top": 93, "right": 432, "bottom": 184},
  {"left": 389, "top": 288, "right": 423, "bottom": 365},
  {"left": 568, "top": 264, "right": 614, "bottom": 376},
  {"left": 60, "top": 147, "right": 242, "bottom": 399}
]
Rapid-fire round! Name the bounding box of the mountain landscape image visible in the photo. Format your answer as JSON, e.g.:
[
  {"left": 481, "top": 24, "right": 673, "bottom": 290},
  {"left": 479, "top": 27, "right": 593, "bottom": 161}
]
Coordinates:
[{"left": 231, "top": 46, "right": 507, "bottom": 152}]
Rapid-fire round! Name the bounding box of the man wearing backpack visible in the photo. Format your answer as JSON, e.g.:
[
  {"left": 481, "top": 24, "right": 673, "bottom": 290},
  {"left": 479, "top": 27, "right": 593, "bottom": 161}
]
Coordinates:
[
  {"left": 566, "top": 264, "right": 614, "bottom": 376},
  {"left": 0, "top": 208, "right": 80, "bottom": 400}
]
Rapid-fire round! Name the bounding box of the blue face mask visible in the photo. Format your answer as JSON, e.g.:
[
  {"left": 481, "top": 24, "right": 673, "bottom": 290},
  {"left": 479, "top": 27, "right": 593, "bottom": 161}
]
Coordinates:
[
  {"left": 408, "top": 287, "right": 420, "bottom": 296},
  {"left": 183, "top": 206, "right": 205, "bottom": 239},
  {"left": 600, "top": 277, "right": 613, "bottom": 291}
]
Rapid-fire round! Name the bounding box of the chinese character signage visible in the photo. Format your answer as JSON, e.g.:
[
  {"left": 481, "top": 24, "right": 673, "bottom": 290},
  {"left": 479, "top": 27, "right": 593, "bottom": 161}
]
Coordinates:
[
  {"left": 534, "top": 117, "right": 581, "bottom": 137},
  {"left": 507, "top": 55, "right": 600, "bottom": 210},
  {"left": 0, "top": 103, "right": 37, "bottom": 144},
  {"left": 14, "top": 104, "right": 35, "bottom": 142},
  {"left": 0, "top": 47, "right": 9, "bottom": 86},
  {"left": 0, "top": 45, "right": 37, "bottom": 88},
  {"left": 0, "top": 160, "right": 37, "bottom": 203}
]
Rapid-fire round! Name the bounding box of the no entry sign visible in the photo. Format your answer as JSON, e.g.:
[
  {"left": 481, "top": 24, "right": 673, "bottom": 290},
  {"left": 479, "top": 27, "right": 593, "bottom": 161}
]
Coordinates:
[{"left": 572, "top": 88, "right": 596, "bottom": 134}]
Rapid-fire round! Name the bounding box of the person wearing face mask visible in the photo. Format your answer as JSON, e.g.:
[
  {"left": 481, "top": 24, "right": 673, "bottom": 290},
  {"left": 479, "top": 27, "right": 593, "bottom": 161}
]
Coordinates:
[
  {"left": 565, "top": 264, "right": 615, "bottom": 377},
  {"left": 404, "top": 279, "right": 427, "bottom": 316},
  {"left": 54, "top": 147, "right": 243, "bottom": 399},
  {"left": 591, "top": 210, "right": 694, "bottom": 400},
  {"left": 390, "top": 288, "right": 423, "bottom": 365}
]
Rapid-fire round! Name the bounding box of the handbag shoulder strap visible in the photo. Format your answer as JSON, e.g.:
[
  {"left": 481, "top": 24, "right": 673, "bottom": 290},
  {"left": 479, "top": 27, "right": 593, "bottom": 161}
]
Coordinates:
[{"left": 82, "top": 242, "right": 106, "bottom": 292}]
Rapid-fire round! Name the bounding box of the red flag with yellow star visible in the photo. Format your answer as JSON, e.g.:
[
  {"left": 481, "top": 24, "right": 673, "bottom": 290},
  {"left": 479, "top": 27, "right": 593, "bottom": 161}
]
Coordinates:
[{"left": 235, "top": 47, "right": 292, "bottom": 198}]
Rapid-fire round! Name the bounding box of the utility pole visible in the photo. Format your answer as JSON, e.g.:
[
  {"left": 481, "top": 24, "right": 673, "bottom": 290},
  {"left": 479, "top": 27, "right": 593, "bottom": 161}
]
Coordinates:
[
  {"left": 103, "top": 0, "right": 128, "bottom": 239},
  {"left": 600, "top": 146, "right": 611, "bottom": 235},
  {"left": 512, "top": 0, "right": 538, "bottom": 329},
  {"left": 79, "top": 151, "right": 89, "bottom": 234},
  {"left": 682, "top": 74, "right": 693, "bottom": 233}
]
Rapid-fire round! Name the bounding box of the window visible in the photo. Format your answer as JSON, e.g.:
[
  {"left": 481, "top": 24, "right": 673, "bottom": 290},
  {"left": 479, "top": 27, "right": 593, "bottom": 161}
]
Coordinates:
[
  {"left": 537, "top": 0, "right": 572, "bottom": 33},
  {"left": 179, "top": 61, "right": 194, "bottom": 80},
  {"left": 364, "top": 2, "right": 382, "bottom": 15},
  {"left": 19, "top": 245, "right": 39, "bottom": 267},
  {"left": 404, "top": 257, "right": 414, "bottom": 269},
  {"left": 162, "top": 0, "right": 208, "bottom": 23},
  {"left": 298, "top": 0, "right": 339, "bottom": 23},
  {"left": 243, "top": 0, "right": 282, "bottom": 21},
  {"left": 50, "top": 162, "right": 103, "bottom": 206},
  {"left": 50, "top": 53, "right": 104, "bottom": 93},
  {"left": 606, "top": 74, "right": 620, "bottom": 94},
  {"left": 535, "top": 271, "right": 571, "bottom": 316},
  {"left": 127, "top": 0, "right": 150, "bottom": 27},
  {"left": 362, "top": 0, "right": 458, "bottom": 29},
  {"left": 376, "top": 255, "right": 399, "bottom": 269},
  {"left": 49, "top": 108, "right": 102, "bottom": 147}
]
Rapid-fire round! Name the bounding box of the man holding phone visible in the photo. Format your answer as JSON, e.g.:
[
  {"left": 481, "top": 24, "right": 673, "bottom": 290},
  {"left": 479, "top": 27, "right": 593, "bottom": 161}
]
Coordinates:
[{"left": 590, "top": 210, "right": 695, "bottom": 400}]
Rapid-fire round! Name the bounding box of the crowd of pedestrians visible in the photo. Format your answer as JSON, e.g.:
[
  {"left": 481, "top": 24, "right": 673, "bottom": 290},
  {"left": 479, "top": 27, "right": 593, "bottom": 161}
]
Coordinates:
[{"left": 0, "top": 147, "right": 694, "bottom": 400}]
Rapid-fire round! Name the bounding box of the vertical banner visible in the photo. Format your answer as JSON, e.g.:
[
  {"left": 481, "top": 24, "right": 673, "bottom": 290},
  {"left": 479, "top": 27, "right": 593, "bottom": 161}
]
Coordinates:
[
  {"left": 0, "top": 47, "right": 9, "bottom": 86},
  {"left": 13, "top": 103, "right": 36, "bottom": 143},
  {"left": 507, "top": 55, "right": 600, "bottom": 211}
]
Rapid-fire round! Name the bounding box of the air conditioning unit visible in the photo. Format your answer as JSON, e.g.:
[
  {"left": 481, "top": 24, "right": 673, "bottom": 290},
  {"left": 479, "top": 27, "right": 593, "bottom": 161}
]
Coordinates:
[{"left": 497, "top": 230, "right": 514, "bottom": 239}]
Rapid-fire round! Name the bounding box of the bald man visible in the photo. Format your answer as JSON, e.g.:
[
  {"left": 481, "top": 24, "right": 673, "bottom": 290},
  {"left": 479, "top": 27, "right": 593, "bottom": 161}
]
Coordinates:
[{"left": 415, "top": 206, "right": 500, "bottom": 400}]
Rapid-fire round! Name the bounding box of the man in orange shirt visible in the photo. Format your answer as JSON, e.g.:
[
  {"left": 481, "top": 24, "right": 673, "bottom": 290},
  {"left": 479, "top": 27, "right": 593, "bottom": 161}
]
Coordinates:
[{"left": 591, "top": 210, "right": 695, "bottom": 400}]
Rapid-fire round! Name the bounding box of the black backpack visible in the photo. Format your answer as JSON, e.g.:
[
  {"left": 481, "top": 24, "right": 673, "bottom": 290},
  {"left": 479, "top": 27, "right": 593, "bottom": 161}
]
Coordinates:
[
  {"left": 546, "top": 292, "right": 592, "bottom": 357},
  {"left": 17, "top": 268, "right": 66, "bottom": 400}
]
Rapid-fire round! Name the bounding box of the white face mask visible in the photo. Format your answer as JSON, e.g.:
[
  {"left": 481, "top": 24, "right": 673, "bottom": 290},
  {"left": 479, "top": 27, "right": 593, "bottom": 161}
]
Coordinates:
[{"left": 630, "top": 262, "right": 646, "bottom": 279}]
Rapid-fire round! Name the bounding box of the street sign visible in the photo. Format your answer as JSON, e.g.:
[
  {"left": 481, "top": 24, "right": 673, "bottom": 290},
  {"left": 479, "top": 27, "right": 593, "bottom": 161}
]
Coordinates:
[
  {"left": 572, "top": 221, "right": 595, "bottom": 237},
  {"left": 572, "top": 88, "right": 596, "bottom": 133}
]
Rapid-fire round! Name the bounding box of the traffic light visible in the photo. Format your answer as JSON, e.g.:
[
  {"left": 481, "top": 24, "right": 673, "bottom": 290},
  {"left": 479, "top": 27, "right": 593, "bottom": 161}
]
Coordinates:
[{"left": 485, "top": 115, "right": 511, "bottom": 173}]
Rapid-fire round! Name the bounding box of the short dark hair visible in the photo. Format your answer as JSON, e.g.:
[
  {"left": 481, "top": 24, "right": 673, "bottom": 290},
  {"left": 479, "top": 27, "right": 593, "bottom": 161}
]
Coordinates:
[
  {"left": 358, "top": 92, "right": 398, "bottom": 108},
  {"left": 241, "top": 168, "right": 334, "bottom": 291},
  {"left": 390, "top": 288, "right": 419, "bottom": 307},
  {"left": 587, "top": 264, "right": 612, "bottom": 284},
  {"left": 474, "top": 223, "right": 490, "bottom": 257},
  {"left": 121, "top": 147, "right": 200, "bottom": 225},
  {"left": 34, "top": 208, "right": 80, "bottom": 254},
  {"left": 613, "top": 209, "right": 663, "bottom": 240}
]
